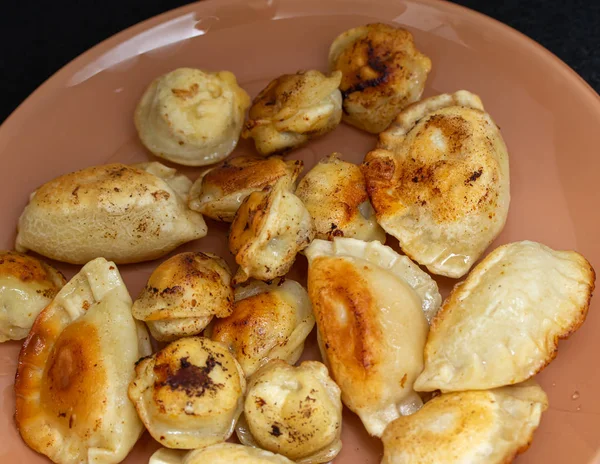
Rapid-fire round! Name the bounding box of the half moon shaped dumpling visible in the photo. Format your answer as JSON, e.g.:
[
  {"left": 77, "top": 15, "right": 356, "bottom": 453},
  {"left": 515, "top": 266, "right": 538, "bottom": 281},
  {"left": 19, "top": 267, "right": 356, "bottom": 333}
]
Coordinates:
[
  {"left": 305, "top": 238, "right": 441, "bottom": 437},
  {"left": 295, "top": 153, "right": 386, "bottom": 243},
  {"left": 132, "top": 252, "right": 234, "bottom": 341},
  {"left": 229, "top": 180, "right": 315, "bottom": 284},
  {"left": 189, "top": 156, "right": 303, "bottom": 222},
  {"left": 135, "top": 67, "right": 250, "bottom": 166},
  {"left": 242, "top": 70, "right": 342, "bottom": 156},
  {"left": 210, "top": 278, "right": 315, "bottom": 377},
  {"left": 237, "top": 360, "right": 342, "bottom": 464},
  {"left": 149, "top": 444, "right": 295, "bottom": 464},
  {"left": 362, "top": 90, "right": 510, "bottom": 278},
  {"left": 128, "top": 337, "right": 246, "bottom": 449},
  {"left": 14, "top": 257, "right": 151, "bottom": 464},
  {"left": 0, "top": 251, "right": 66, "bottom": 342},
  {"left": 415, "top": 241, "right": 595, "bottom": 393},
  {"left": 15, "top": 162, "right": 207, "bottom": 264},
  {"left": 329, "top": 23, "right": 432, "bottom": 134},
  {"left": 381, "top": 381, "right": 548, "bottom": 464}
]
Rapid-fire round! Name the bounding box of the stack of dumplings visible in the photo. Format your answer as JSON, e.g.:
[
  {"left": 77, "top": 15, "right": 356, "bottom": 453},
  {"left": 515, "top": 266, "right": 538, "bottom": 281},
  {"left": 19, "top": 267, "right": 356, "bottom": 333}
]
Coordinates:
[{"left": 5, "top": 20, "right": 597, "bottom": 464}]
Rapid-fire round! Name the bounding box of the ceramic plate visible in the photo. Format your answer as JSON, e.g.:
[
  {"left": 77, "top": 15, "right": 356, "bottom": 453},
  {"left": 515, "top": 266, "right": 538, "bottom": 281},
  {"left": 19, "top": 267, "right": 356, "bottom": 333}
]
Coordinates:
[{"left": 1, "top": 0, "right": 600, "bottom": 462}]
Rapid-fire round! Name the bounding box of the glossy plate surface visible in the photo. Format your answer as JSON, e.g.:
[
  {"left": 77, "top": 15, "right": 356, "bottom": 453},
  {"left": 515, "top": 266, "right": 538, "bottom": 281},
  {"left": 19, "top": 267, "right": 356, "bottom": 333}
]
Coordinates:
[{"left": 1, "top": 0, "right": 600, "bottom": 462}]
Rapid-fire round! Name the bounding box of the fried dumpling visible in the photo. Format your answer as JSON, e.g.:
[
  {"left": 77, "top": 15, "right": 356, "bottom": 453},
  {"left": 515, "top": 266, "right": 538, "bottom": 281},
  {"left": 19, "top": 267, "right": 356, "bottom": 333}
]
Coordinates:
[
  {"left": 242, "top": 70, "right": 342, "bottom": 156},
  {"left": 362, "top": 90, "right": 510, "bottom": 278},
  {"left": 329, "top": 23, "right": 432, "bottom": 133},
  {"left": 237, "top": 360, "right": 342, "bottom": 464},
  {"left": 210, "top": 279, "right": 315, "bottom": 377},
  {"left": 15, "top": 162, "right": 207, "bottom": 264},
  {"left": 229, "top": 180, "right": 315, "bottom": 283},
  {"left": 415, "top": 241, "right": 595, "bottom": 393},
  {"left": 132, "top": 252, "right": 234, "bottom": 342},
  {"left": 305, "top": 238, "right": 441, "bottom": 437},
  {"left": 150, "top": 444, "right": 295, "bottom": 464},
  {"left": 381, "top": 381, "right": 549, "bottom": 464},
  {"left": 128, "top": 337, "right": 246, "bottom": 449},
  {"left": 0, "top": 251, "right": 66, "bottom": 342},
  {"left": 135, "top": 67, "right": 250, "bottom": 166},
  {"left": 14, "top": 257, "right": 151, "bottom": 464},
  {"left": 189, "top": 156, "right": 303, "bottom": 222},
  {"left": 295, "top": 153, "right": 385, "bottom": 242}
]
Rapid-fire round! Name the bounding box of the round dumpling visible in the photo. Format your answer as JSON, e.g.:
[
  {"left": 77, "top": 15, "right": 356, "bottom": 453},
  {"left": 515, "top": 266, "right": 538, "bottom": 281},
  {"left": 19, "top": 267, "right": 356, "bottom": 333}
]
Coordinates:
[
  {"left": 295, "top": 153, "right": 385, "bottom": 242},
  {"left": 237, "top": 360, "right": 342, "bottom": 464},
  {"left": 0, "top": 251, "right": 65, "bottom": 342},
  {"left": 189, "top": 156, "right": 303, "bottom": 222},
  {"left": 135, "top": 67, "right": 250, "bottom": 166},
  {"left": 15, "top": 258, "right": 152, "bottom": 464},
  {"left": 305, "top": 238, "right": 441, "bottom": 437},
  {"left": 243, "top": 70, "right": 342, "bottom": 156},
  {"left": 132, "top": 252, "right": 234, "bottom": 342},
  {"left": 128, "top": 337, "right": 246, "bottom": 449},
  {"left": 362, "top": 90, "right": 510, "bottom": 278},
  {"left": 229, "top": 180, "right": 315, "bottom": 284},
  {"left": 15, "top": 162, "right": 207, "bottom": 264},
  {"left": 381, "top": 382, "right": 548, "bottom": 464},
  {"left": 149, "top": 444, "right": 295, "bottom": 464},
  {"left": 329, "top": 23, "right": 431, "bottom": 133},
  {"left": 210, "top": 279, "right": 315, "bottom": 377}
]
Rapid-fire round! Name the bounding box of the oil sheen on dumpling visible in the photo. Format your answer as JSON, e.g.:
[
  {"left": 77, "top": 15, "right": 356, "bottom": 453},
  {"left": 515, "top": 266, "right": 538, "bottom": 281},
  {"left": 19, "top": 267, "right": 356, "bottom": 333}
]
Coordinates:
[
  {"left": 329, "top": 23, "right": 432, "bottom": 134},
  {"left": 132, "top": 252, "right": 234, "bottom": 342},
  {"left": 128, "top": 337, "right": 246, "bottom": 449},
  {"left": 210, "top": 279, "right": 315, "bottom": 377},
  {"left": 243, "top": 70, "right": 342, "bottom": 156},
  {"left": 237, "top": 360, "right": 342, "bottom": 464},
  {"left": 15, "top": 162, "right": 207, "bottom": 264},
  {"left": 189, "top": 156, "right": 303, "bottom": 222},
  {"left": 295, "top": 153, "right": 385, "bottom": 242},
  {"left": 135, "top": 67, "right": 250, "bottom": 166},
  {"left": 149, "top": 444, "right": 295, "bottom": 464},
  {"left": 305, "top": 238, "right": 442, "bottom": 437},
  {"left": 362, "top": 90, "right": 510, "bottom": 278},
  {"left": 0, "top": 251, "right": 66, "bottom": 342},
  {"left": 229, "top": 180, "right": 315, "bottom": 284},
  {"left": 14, "top": 257, "right": 152, "bottom": 464},
  {"left": 415, "top": 241, "right": 595, "bottom": 393},
  {"left": 381, "top": 381, "right": 548, "bottom": 464}
]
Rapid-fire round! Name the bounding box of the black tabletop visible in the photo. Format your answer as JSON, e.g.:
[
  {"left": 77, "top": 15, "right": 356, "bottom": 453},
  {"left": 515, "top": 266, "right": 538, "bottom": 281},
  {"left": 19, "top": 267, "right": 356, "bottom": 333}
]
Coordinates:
[{"left": 1, "top": 0, "right": 598, "bottom": 124}]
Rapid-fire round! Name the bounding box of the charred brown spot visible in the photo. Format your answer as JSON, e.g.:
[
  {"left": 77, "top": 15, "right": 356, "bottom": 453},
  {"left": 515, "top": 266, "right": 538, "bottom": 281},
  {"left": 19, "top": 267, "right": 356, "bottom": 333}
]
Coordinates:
[
  {"left": 161, "top": 355, "right": 224, "bottom": 397},
  {"left": 270, "top": 425, "right": 282, "bottom": 437},
  {"left": 160, "top": 286, "right": 183, "bottom": 296},
  {"left": 255, "top": 397, "right": 267, "bottom": 409},
  {"left": 466, "top": 168, "right": 483, "bottom": 185}
]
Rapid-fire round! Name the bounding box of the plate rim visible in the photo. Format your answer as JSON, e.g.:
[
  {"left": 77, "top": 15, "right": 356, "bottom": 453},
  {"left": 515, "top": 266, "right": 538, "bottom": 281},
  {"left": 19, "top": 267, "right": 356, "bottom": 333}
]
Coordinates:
[{"left": 0, "top": 0, "right": 599, "bottom": 136}]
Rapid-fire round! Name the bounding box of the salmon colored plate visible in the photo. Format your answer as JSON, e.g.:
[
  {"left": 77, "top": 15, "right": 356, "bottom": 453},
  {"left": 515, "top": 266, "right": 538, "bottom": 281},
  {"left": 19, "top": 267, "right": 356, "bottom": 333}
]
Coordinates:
[{"left": 1, "top": 0, "right": 600, "bottom": 462}]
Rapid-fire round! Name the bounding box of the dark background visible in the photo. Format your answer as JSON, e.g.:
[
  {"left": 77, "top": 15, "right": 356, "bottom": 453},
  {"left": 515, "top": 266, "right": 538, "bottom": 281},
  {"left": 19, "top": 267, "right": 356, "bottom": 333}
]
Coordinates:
[{"left": 1, "top": 0, "right": 598, "bottom": 123}]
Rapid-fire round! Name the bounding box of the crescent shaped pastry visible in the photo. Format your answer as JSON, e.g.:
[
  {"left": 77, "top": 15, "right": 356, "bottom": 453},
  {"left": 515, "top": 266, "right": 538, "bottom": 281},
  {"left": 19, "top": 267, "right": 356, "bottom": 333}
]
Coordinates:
[
  {"left": 15, "top": 162, "right": 207, "bottom": 264},
  {"left": 415, "top": 241, "right": 595, "bottom": 393},
  {"left": 14, "top": 257, "right": 151, "bottom": 464},
  {"left": 305, "top": 237, "right": 441, "bottom": 437},
  {"left": 382, "top": 381, "right": 548, "bottom": 464},
  {"left": 362, "top": 90, "right": 510, "bottom": 277}
]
